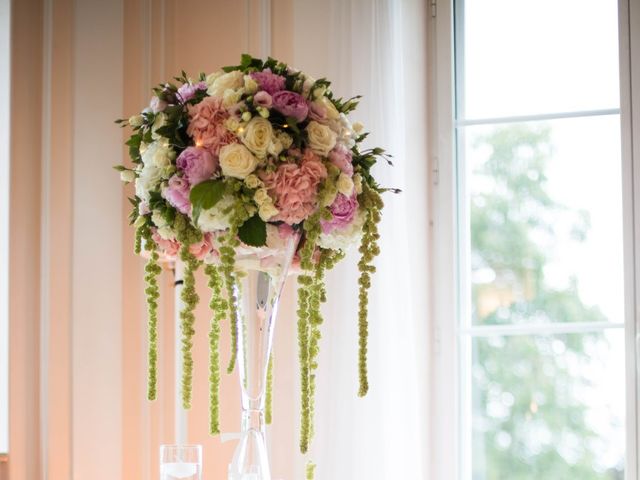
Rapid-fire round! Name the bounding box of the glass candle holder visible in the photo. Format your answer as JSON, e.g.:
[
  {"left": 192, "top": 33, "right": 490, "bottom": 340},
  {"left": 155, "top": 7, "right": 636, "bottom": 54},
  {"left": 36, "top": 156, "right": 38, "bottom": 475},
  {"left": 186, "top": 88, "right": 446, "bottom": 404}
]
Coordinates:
[{"left": 160, "top": 444, "right": 202, "bottom": 480}]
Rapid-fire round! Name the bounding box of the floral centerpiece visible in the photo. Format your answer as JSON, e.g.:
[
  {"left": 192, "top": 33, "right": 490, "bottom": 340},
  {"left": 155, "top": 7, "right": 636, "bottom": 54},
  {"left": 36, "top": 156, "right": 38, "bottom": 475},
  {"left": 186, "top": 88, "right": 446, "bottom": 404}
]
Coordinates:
[{"left": 116, "top": 54, "right": 394, "bottom": 475}]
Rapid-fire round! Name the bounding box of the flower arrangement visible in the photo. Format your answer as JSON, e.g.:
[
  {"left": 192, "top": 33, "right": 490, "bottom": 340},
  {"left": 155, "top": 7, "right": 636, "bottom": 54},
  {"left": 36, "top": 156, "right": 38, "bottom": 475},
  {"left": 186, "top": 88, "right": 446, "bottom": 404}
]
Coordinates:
[{"left": 116, "top": 54, "right": 394, "bottom": 457}]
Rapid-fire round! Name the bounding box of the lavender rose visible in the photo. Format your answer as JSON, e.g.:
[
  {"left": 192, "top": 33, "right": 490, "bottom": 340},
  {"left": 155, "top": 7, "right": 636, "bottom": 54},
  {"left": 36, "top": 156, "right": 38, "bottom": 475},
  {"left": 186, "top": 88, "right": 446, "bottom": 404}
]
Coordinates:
[
  {"left": 250, "top": 69, "right": 286, "bottom": 95},
  {"left": 320, "top": 192, "right": 358, "bottom": 233},
  {"left": 272, "top": 91, "right": 309, "bottom": 122},
  {"left": 177, "top": 81, "right": 207, "bottom": 103},
  {"left": 163, "top": 175, "right": 191, "bottom": 214},
  {"left": 176, "top": 146, "right": 217, "bottom": 185}
]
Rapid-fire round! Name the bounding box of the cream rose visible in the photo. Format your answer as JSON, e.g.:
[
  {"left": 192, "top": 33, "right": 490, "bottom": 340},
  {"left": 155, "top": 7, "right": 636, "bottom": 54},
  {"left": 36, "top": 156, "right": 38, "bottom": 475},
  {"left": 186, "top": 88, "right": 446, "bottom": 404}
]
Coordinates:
[
  {"left": 207, "top": 70, "right": 244, "bottom": 98},
  {"left": 336, "top": 173, "right": 354, "bottom": 196},
  {"left": 244, "top": 174, "right": 263, "bottom": 189},
  {"left": 244, "top": 75, "right": 258, "bottom": 94},
  {"left": 222, "top": 88, "right": 244, "bottom": 108},
  {"left": 241, "top": 117, "right": 273, "bottom": 158},
  {"left": 258, "top": 203, "right": 279, "bottom": 221},
  {"left": 219, "top": 143, "right": 259, "bottom": 179},
  {"left": 306, "top": 120, "right": 337, "bottom": 156},
  {"left": 120, "top": 170, "right": 136, "bottom": 183}
]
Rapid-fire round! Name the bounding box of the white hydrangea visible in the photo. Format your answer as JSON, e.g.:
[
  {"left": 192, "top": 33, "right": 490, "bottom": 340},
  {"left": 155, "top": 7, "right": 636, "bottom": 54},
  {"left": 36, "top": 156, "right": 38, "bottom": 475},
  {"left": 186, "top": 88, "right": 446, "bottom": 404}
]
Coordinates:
[
  {"left": 197, "top": 195, "right": 235, "bottom": 232},
  {"left": 317, "top": 209, "right": 366, "bottom": 251}
]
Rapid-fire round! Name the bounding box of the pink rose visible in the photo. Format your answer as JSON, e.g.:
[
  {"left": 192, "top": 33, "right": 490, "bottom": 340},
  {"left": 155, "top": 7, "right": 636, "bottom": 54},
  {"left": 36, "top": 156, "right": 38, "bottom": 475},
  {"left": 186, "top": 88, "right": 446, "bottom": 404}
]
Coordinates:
[
  {"left": 272, "top": 91, "right": 309, "bottom": 122},
  {"left": 328, "top": 145, "right": 354, "bottom": 175},
  {"left": 152, "top": 229, "right": 180, "bottom": 258},
  {"left": 261, "top": 157, "right": 327, "bottom": 225},
  {"left": 250, "top": 69, "right": 286, "bottom": 95},
  {"left": 187, "top": 96, "right": 237, "bottom": 155},
  {"left": 176, "top": 146, "right": 217, "bottom": 185},
  {"left": 320, "top": 192, "right": 358, "bottom": 233},
  {"left": 188, "top": 233, "right": 215, "bottom": 261},
  {"left": 307, "top": 101, "right": 327, "bottom": 122},
  {"left": 163, "top": 175, "right": 191, "bottom": 215},
  {"left": 253, "top": 91, "right": 273, "bottom": 108}
]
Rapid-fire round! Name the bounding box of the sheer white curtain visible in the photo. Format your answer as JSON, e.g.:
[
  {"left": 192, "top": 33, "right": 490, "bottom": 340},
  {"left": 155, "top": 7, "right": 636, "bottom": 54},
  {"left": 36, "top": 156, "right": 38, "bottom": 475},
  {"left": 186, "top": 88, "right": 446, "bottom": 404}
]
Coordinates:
[{"left": 272, "top": 1, "right": 432, "bottom": 478}]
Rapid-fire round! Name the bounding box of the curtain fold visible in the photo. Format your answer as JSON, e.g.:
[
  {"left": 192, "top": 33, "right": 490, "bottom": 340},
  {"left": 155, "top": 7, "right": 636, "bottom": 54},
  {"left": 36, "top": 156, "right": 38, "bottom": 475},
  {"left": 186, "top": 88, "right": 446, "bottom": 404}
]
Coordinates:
[{"left": 272, "top": 1, "right": 432, "bottom": 477}]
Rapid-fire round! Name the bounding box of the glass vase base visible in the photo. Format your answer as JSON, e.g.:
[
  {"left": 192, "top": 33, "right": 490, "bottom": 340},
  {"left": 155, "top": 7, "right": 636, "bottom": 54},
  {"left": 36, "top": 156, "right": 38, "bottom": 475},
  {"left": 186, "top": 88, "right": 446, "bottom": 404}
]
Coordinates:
[{"left": 228, "top": 429, "right": 271, "bottom": 480}]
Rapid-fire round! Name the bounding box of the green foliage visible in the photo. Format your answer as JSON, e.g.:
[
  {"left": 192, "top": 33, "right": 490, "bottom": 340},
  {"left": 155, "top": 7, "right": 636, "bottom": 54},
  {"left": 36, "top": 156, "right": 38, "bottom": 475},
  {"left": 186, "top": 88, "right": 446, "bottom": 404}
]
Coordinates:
[
  {"left": 471, "top": 125, "right": 620, "bottom": 479},
  {"left": 189, "top": 179, "right": 226, "bottom": 223},
  {"left": 238, "top": 214, "right": 267, "bottom": 247}
]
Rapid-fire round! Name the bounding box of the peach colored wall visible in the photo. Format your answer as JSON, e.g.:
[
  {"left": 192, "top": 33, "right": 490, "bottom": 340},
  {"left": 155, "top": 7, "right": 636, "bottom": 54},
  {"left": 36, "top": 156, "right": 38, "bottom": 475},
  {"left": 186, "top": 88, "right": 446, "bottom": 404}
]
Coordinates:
[{"left": 7, "top": 1, "right": 299, "bottom": 479}]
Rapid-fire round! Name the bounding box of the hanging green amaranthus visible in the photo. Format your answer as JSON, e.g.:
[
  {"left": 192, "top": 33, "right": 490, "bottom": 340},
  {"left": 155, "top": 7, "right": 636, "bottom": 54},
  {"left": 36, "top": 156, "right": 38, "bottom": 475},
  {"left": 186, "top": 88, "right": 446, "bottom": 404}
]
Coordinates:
[
  {"left": 356, "top": 185, "right": 384, "bottom": 397},
  {"left": 179, "top": 246, "right": 200, "bottom": 409},
  {"left": 143, "top": 239, "right": 161, "bottom": 401},
  {"left": 205, "top": 264, "right": 226, "bottom": 435}
]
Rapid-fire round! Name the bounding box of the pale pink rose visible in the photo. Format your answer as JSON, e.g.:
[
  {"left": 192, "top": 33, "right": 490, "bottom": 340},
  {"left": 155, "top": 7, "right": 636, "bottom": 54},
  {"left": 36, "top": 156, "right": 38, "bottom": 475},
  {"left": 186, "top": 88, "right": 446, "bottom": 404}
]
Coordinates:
[
  {"left": 328, "top": 144, "right": 354, "bottom": 175},
  {"left": 188, "top": 232, "right": 215, "bottom": 261},
  {"left": 307, "top": 101, "right": 327, "bottom": 122},
  {"left": 163, "top": 175, "right": 191, "bottom": 214},
  {"left": 253, "top": 91, "right": 273, "bottom": 108},
  {"left": 187, "top": 96, "right": 237, "bottom": 155},
  {"left": 152, "top": 229, "right": 180, "bottom": 258},
  {"left": 261, "top": 155, "right": 327, "bottom": 225},
  {"left": 176, "top": 146, "right": 217, "bottom": 185}
]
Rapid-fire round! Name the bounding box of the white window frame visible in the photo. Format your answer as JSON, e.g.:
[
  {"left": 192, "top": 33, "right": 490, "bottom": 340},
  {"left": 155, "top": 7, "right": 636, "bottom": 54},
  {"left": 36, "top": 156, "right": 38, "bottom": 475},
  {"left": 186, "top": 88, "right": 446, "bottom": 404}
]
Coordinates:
[
  {"left": 0, "top": 0, "right": 11, "bottom": 459},
  {"left": 429, "top": 0, "right": 640, "bottom": 478}
]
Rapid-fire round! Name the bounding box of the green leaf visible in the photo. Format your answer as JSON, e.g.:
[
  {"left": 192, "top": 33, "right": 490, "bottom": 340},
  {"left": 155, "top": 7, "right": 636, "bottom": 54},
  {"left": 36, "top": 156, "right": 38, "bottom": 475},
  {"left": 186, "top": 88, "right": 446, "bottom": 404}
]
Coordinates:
[
  {"left": 238, "top": 214, "right": 267, "bottom": 247},
  {"left": 189, "top": 179, "right": 225, "bottom": 222}
]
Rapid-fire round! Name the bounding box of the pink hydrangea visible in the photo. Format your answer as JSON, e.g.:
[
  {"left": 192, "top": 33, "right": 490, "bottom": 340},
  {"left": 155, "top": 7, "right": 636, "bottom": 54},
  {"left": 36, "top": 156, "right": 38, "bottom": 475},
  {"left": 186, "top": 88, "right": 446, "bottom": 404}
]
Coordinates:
[
  {"left": 320, "top": 192, "right": 358, "bottom": 233},
  {"left": 163, "top": 175, "right": 191, "bottom": 214},
  {"left": 186, "top": 96, "right": 237, "bottom": 155},
  {"left": 261, "top": 155, "right": 327, "bottom": 225},
  {"left": 250, "top": 69, "right": 286, "bottom": 95},
  {"left": 328, "top": 144, "right": 354, "bottom": 175},
  {"left": 176, "top": 146, "right": 217, "bottom": 185}
]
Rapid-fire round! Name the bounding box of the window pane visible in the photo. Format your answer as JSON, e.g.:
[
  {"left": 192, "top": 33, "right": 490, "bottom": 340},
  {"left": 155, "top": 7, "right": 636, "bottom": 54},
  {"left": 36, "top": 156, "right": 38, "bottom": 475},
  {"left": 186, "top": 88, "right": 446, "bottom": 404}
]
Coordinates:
[
  {"left": 463, "top": 115, "right": 624, "bottom": 326},
  {"left": 470, "top": 330, "right": 625, "bottom": 479},
  {"left": 459, "top": 0, "right": 620, "bottom": 119}
]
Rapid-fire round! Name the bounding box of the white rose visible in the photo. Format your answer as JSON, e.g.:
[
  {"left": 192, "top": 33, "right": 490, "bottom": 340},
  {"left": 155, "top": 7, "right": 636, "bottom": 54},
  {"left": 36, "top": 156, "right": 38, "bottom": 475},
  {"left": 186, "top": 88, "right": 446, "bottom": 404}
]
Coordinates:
[
  {"left": 320, "top": 96, "right": 340, "bottom": 120},
  {"left": 120, "top": 170, "right": 136, "bottom": 183},
  {"left": 244, "top": 75, "right": 258, "bottom": 94},
  {"left": 276, "top": 130, "right": 293, "bottom": 150},
  {"left": 223, "top": 88, "right": 244, "bottom": 108},
  {"left": 198, "top": 195, "right": 235, "bottom": 232},
  {"left": 306, "top": 120, "right": 337, "bottom": 156},
  {"left": 207, "top": 70, "right": 244, "bottom": 98},
  {"left": 219, "top": 143, "right": 259, "bottom": 179},
  {"left": 206, "top": 70, "right": 223, "bottom": 86},
  {"left": 253, "top": 188, "right": 272, "bottom": 206},
  {"left": 244, "top": 174, "right": 263, "bottom": 189},
  {"left": 141, "top": 140, "right": 175, "bottom": 169},
  {"left": 268, "top": 138, "right": 283, "bottom": 157},
  {"left": 352, "top": 121, "right": 364, "bottom": 134},
  {"left": 336, "top": 173, "right": 354, "bottom": 196},
  {"left": 258, "top": 203, "right": 279, "bottom": 222},
  {"left": 241, "top": 117, "right": 273, "bottom": 158},
  {"left": 353, "top": 173, "right": 363, "bottom": 195},
  {"left": 135, "top": 163, "right": 162, "bottom": 201}
]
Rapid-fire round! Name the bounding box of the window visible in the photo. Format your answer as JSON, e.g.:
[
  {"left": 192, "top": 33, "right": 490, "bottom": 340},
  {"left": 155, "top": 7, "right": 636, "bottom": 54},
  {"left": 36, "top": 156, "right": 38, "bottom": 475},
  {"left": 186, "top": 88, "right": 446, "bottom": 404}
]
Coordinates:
[{"left": 450, "top": 0, "right": 635, "bottom": 478}]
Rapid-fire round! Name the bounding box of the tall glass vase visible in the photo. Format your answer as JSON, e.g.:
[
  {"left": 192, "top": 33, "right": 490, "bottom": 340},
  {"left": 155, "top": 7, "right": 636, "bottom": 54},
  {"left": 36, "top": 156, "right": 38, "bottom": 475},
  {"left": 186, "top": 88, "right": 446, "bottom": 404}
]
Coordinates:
[{"left": 228, "top": 233, "right": 300, "bottom": 480}]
